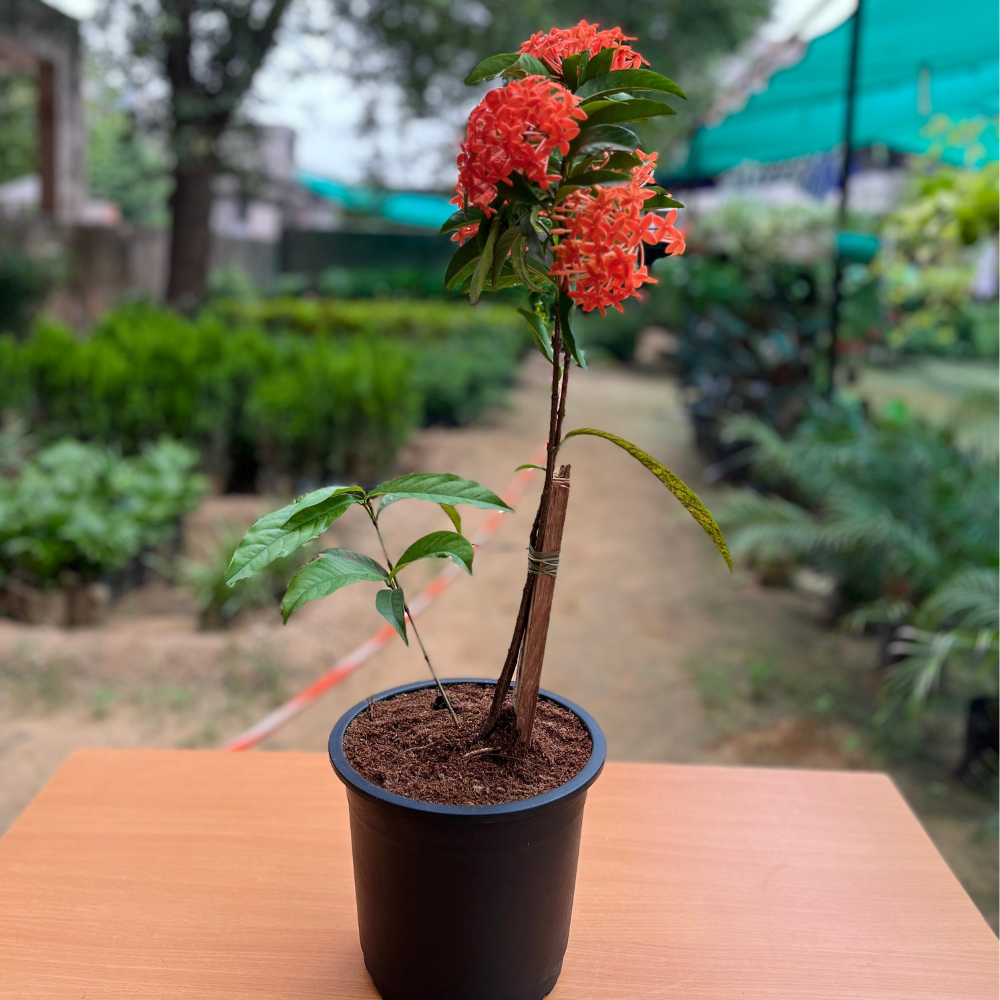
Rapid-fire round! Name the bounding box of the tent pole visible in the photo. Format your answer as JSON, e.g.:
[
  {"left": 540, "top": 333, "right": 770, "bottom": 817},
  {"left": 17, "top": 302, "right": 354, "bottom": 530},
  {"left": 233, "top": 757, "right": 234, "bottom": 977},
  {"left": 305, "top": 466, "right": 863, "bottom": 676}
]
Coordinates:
[{"left": 826, "top": 0, "right": 865, "bottom": 397}]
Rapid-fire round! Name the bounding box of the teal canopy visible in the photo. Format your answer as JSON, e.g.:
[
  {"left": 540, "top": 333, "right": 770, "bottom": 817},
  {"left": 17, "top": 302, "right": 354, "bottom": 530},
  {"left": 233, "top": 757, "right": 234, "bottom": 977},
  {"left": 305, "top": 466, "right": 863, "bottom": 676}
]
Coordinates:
[
  {"left": 297, "top": 171, "right": 455, "bottom": 230},
  {"left": 678, "top": 0, "right": 999, "bottom": 179}
]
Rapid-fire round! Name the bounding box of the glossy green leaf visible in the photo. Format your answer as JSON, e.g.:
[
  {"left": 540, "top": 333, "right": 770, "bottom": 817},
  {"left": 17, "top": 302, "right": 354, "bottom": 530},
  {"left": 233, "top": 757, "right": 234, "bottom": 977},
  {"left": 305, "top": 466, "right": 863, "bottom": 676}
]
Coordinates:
[
  {"left": 439, "top": 206, "right": 483, "bottom": 235},
  {"left": 644, "top": 193, "right": 685, "bottom": 210},
  {"left": 375, "top": 587, "right": 408, "bottom": 644},
  {"left": 371, "top": 473, "right": 513, "bottom": 513},
  {"left": 518, "top": 307, "right": 554, "bottom": 361},
  {"left": 515, "top": 463, "right": 546, "bottom": 472},
  {"left": 576, "top": 69, "right": 687, "bottom": 102},
  {"left": 578, "top": 45, "right": 616, "bottom": 85},
  {"left": 582, "top": 98, "right": 676, "bottom": 127},
  {"left": 226, "top": 499, "right": 327, "bottom": 586},
  {"left": 493, "top": 226, "right": 521, "bottom": 286},
  {"left": 389, "top": 531, "right": 474, "bottom": 580},
  {"left": 465, "top": 52, "right": 519, "bottom": 85},
  {"left": 495, "top": 171, "right": 541, "bottom": 206},
  {"left": 501, "top": 52, "right": 550, "bottom": 79},
  {"left": 555, "top": 168, "right": 631, "bottom": 202},
  {"left": 445, "top": 238, "right": 481, "bottom": 290},
  {"left": 281, "top": 486, "right": 365, "bottom": 531},
  {"left": 558, "top": 290, "right": 587, "bottom": 369},
  {"left": 570, "top": 124, "right": 641, "bottom": 158},
  {"left": 562, "top": 429, "right": 731, "bottom": 569},
  {"left": 561, "top": 52, "right": 581, "bottom": 89},
  {"left": 439, "top": 503, "right": 462, "bottom": 533},
  {"left": 605, "top": 151, "right": 644, "bottom": 171},
  {"left": 511, "top": 237, "right": 546, "bottom": 293},
  {"left": 281, "top": 549, "right": 389, "bottom": 622},
  {"left": 470, "top": 222, "right": 498, "bottom": 304}
]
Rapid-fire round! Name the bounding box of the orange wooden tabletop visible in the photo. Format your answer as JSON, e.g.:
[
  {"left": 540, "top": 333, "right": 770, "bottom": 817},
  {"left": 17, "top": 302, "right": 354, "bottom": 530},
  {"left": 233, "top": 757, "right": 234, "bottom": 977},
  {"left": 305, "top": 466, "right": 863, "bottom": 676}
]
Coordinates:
[{"left": 0, "top": 750, "right": 995, "bottom": 999}]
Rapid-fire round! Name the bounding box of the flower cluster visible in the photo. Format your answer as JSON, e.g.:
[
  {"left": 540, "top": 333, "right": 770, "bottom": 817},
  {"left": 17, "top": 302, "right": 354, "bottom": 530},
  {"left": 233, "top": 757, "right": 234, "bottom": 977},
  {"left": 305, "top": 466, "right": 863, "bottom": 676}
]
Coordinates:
[
  {"left": 549, "top": 152, "right": 685, "bottom": 315},
  {"left": 520, "top": 20, "right": 648, "bottom": 75},
  {"left": 454, "top": 76, "right": 586, "bottom": 216}
]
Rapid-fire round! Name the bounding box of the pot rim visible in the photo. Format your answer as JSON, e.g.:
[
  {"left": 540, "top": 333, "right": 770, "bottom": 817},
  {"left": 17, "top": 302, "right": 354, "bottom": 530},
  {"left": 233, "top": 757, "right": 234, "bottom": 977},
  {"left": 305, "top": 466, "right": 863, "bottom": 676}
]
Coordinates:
[{"left": 329, "top": 678, "right": 606, "bottom": 817}]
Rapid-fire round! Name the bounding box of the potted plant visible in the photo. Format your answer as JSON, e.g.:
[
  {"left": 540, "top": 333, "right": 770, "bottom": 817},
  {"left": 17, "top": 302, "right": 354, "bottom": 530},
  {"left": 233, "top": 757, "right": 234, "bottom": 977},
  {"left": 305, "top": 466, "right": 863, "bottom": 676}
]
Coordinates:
[{"left": 227, "top": 20, "right": 730, "bottom": 1000}]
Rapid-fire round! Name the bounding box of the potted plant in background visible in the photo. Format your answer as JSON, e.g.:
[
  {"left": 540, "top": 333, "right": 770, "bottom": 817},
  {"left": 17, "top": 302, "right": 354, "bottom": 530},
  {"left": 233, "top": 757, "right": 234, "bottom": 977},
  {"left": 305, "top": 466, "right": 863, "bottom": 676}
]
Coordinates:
[{"left": 227, "top": 21, "right": 730, "bottom": 1000}]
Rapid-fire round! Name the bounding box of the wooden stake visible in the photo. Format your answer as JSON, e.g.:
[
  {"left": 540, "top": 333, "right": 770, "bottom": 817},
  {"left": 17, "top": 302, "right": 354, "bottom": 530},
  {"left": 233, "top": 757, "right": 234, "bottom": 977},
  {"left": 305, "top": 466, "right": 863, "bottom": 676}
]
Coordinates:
[{"left": 514, "top": 466, "right": 571, "bottom": 748}]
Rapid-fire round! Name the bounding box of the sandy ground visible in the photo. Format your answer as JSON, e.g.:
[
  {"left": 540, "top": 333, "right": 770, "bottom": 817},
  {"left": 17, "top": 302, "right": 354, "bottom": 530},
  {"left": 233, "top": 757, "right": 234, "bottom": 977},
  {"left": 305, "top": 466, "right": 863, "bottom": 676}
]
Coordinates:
[{"left": 1, "top": 356, "right": 996, "bottom": 930}]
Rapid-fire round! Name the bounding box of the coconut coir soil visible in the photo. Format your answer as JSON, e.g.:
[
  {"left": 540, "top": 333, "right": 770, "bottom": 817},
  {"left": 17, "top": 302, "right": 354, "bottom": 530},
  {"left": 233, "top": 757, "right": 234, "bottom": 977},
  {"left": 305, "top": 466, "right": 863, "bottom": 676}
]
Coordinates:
[{"left": 343, "top": 683, "right": 592, "bottom": 806}]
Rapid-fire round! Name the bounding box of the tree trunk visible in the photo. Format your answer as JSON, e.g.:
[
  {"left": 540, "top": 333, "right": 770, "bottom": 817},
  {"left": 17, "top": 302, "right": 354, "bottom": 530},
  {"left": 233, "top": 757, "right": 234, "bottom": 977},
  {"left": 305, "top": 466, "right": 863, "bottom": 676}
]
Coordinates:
[{"left": 166, "top": 157, "right": 215, "bottom": 308}]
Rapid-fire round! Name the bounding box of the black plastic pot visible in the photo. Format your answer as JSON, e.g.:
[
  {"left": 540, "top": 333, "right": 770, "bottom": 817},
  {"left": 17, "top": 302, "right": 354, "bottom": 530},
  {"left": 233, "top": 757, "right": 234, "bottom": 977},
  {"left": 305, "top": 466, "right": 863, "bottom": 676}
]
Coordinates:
[{"left": 328, "top": 678, "right": 606, "bottom": 1000}]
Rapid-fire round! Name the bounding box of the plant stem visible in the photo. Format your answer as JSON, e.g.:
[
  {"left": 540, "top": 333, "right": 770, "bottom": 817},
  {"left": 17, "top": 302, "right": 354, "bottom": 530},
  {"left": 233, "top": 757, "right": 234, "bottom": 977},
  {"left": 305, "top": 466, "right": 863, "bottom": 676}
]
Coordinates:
[
  {"left": 481, "top": 296, "right": 573, "bottom": 738},
  {"left": 370, "top": 511, "right": 459, "bottom": 727}
]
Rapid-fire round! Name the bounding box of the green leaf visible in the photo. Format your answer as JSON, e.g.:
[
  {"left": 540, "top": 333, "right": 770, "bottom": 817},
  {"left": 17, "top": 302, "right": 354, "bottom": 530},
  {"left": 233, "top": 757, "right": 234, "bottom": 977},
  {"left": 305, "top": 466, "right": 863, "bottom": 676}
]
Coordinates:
[
  {"left": 501, "top": 52, "right": 551, "bottom": 79},
  {"left": 439, "top": 503, "right": 462, "bottom": 533},
  {"left": 495, "top": 171, "right": 541, "bottom": 205},
  {"left": 558, "top": 289, "right": 587, "bottom": 369},
  {"left": 518, "top": 307, "right": 554, "bottom": 361},
  {"left": 281, "top": 549, "right": 389, "bottom": 622},
  {"left": 555, "top": 168, "right": 631, "bottom": 202},
  {"left": 576, "top": 69, "right": 687, "bottom": 102},
  {"left": 389, "top": 531, "right": 474, "bottom": 580},
  {"left": 643, "top": 193, "right": 685, "bottom": 210},
  {"left": 469, "top": 222, "right": 498, "bottom": 304},
  {"left": 375, "top": 587, "right": 408, "bottom": 644},
  {"left": 582, "top": 98, "right": 676, "bottom": 127},
  {"left": 562, "top": 429, "right": 731, "bottom": 570},
  {"left": 226, "top": 501, "right": 327, "bottom": 586},
  {"left": 465, "top": 52, "right": 519, "bottom": 85},
  {"left": 525, "top": 255, "right": 555, "bottom": 288},
  {"left": 281, "top": 486, "right": 365, "bottom": 531},
  {"left": 371, "top": 473, "right": 513, "bottom": 513},
  {"left": 511, "top": 237, "right": 545, "bottom": 293},
  {"left": 578, "top": 45, "right": 616, "bottom": 85},
  {"left": 570, "top": 125, "right": 641, "bottom": 158},
  {"left": 561, "top": 52, "right": 581, "bottom": 89},
  {"left": 445, "top": 238, "right": 481, "bottom": 290},
  {"left": 516, "top": 464, "right": 546, "bottom": 472},
  {"left": 605, "top": 151, "right": 643, "bottom": 171},
  {"left": 493, "top": 226, "right": 522, "bottom": 287},
  {"left": 439, "top": 206, "right": 483, "bottom": 235}
]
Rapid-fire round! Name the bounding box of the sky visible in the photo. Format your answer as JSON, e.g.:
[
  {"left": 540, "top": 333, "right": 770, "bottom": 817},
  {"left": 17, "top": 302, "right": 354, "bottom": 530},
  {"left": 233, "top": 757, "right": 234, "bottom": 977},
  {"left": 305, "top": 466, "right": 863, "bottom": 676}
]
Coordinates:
[{"left": 50, "top": 0, "right": 857, "bottom": 188}]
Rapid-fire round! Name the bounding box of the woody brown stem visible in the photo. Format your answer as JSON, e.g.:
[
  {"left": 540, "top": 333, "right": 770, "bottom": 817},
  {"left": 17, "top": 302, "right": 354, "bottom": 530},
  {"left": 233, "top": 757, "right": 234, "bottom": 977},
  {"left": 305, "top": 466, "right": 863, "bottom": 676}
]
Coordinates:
[{"left": 480, "top": 300, "right": 572, "bottom": 738}]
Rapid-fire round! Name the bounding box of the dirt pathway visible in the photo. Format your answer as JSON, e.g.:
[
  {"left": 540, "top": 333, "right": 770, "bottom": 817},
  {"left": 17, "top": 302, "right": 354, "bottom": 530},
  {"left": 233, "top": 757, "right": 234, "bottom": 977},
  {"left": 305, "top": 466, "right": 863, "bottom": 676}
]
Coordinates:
[{"left": 1, "top": 356, "right": 996, "bottom": 928}]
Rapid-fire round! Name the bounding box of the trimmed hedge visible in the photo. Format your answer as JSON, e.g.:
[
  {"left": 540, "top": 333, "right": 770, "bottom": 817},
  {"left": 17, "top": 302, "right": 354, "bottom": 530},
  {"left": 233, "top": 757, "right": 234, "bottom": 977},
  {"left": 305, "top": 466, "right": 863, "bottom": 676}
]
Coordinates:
[{"left": 1, "top": 298, "right": 526, "bottom": 490}]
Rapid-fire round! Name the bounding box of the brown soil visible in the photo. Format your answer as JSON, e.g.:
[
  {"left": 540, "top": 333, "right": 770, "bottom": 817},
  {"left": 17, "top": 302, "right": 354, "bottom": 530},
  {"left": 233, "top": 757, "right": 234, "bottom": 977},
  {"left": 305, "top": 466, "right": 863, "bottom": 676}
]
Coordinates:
[{"left": 343, "top": 684, "right": 592, "bottom": 806}]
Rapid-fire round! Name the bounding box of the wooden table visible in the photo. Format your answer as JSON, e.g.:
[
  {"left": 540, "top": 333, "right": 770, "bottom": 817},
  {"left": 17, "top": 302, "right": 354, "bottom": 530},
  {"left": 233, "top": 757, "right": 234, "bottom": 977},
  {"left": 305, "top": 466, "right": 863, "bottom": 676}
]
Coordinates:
[{"left": 0, "top": 750, "right": 995, "bottom": 999}]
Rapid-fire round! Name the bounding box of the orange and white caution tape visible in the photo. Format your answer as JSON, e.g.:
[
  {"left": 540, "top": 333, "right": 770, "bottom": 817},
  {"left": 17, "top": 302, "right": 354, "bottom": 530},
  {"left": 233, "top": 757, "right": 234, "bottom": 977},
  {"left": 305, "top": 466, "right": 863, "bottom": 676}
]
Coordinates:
[{"left": 225, "top": 449, "right": 545, "bottom": 751}]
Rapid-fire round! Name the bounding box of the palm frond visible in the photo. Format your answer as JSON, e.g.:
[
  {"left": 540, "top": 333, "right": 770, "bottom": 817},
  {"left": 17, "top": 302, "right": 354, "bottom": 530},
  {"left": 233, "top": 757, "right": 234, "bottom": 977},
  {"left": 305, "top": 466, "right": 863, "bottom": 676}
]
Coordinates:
[{"left": 919, "top": 567, "right": 999, "bottom": 632}]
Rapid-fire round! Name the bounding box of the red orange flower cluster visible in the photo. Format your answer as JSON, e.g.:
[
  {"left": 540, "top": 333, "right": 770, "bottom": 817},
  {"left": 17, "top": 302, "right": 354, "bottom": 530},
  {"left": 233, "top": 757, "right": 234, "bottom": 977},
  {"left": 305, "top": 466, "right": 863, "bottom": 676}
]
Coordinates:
[
  {"left": 454, "top": 76, "right": 586, "bottom": 217},
  {"left": 520, "top": 20, "right": 648, "bottom": 75},
  {"left": 549, "top": 152, "right": 685, "bottom": 315}
]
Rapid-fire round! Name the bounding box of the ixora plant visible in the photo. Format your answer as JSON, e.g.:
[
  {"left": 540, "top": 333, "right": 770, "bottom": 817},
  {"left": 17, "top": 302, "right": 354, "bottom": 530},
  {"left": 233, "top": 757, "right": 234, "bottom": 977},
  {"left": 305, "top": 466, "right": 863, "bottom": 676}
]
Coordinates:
[{"left": 226, "top": 21, "right": 730, "bottom": 1000}]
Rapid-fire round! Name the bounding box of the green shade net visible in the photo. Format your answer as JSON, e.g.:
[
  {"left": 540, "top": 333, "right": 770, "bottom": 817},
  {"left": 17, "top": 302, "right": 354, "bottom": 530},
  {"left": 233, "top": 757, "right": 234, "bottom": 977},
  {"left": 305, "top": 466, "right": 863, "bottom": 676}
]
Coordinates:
[{"left": 677, "top": 0, "right": 999, "bottom": 179}]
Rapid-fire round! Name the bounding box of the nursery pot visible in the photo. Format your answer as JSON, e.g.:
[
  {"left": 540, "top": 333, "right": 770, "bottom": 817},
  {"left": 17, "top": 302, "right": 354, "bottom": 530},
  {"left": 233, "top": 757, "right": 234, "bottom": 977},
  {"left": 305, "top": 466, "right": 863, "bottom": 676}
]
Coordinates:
[{"left": 328, "top": 678, "right": 606, "bottom": 1000}]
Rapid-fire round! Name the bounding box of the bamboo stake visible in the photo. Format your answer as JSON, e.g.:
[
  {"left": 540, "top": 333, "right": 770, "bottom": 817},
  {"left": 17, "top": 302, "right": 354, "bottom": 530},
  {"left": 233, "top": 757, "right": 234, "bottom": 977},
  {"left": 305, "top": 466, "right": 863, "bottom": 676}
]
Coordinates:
[{"left": 514, "top": 465, "right": 571, "bottom": 748}]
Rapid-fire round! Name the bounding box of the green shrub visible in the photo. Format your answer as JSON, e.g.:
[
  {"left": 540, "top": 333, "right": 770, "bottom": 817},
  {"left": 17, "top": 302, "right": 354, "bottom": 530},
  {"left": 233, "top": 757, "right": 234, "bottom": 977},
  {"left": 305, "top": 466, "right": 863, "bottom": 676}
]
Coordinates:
[
  {"left": 0, "top": 249, "right": 57, "bottom": 338},
  {"left": 0, "top": 438, "right": 207, "bottom": 585}
]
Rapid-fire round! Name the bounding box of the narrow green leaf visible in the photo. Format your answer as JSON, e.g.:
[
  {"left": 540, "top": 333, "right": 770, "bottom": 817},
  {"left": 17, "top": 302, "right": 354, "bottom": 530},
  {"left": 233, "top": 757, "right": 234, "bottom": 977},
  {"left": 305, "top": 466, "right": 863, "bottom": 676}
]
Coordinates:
[
  {"left": 371, "top": 473, "right": 512, "bottom": 512},
  {"left": 578, "top": 45, "right": 616, "bottom": 85},
  {"left": 515, "top": 464, "right": 546, "bottom": 472},
  {"left": 562, "top": 429, "right": 731, "bottom": 569},
  {"left": 226, "top": 501, "right": 326, "bottom": 586},
  {"left": 582, "top": 98, "right": 676, "bottom": 127},
  {"left": 465, "top": 52, "right": 519, "bottom": 85},
  {"left": 281, "top": 549, "right": 389, "bottom": 622},
  {"left": 558, "top": 290, "right": 587, "bottom": 369},
  {"left": 501, "top": 52, "right": 551, "bottom": 79},
  {"left": 439, "top": 206, "right": 483, "bottom": 234},
  {"left": 445, "top": 239, "right": 481, "bottom": 289},
  {"left": 470, "top": 222, "right": 498, "bottom": 304},
  {"left": 570, "top": 125, "right": 641, "bottom": 158},
  {"left": 493, "top": 226, "right": 521, "bottom": 287},
  {"left": 511, "top": 237, "right": 544, "bottom": 292},
  {"left": 576, "top": 69, "right": 687, "bottom": 102},
  {"left": 375, "top": 587, "right": 408, "bottom": 644},
  {"left": 525, "top": 255, "right": 555, "bottom": 288},
  {"left": 518, "top": 307, "right": 554, "bottom": 361},
  {"left": 281, "top": 486, "right": 365, "bottom": 531},
  {"left": 561, "top": 52, "right": 581, "bottom": 89},
  {"left": 389, "top": 531, "right": 474, "bottom": 580},
  {"left": 439, "top": 503, "right": 462, "bottom": 533}
]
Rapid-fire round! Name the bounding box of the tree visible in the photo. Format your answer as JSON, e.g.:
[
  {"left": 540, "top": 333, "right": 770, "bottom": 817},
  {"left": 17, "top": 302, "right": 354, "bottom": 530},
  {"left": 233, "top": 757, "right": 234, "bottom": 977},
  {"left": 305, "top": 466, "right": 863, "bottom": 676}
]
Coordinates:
[
  {"left": 0, "top": 72, "right": 37, "bottom": 185},
  {"left": 99, "top": 0, "right": 769, "bottom": 306}
]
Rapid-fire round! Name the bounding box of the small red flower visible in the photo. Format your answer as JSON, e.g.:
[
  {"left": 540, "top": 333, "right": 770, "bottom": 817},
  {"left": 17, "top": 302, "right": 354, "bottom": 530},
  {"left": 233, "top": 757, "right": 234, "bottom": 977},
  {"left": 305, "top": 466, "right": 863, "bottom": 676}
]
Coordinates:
[
  {"left": 454, "top": 76, "right": 586, "bottom": 215},
  {"left": 520, "top": 20, "right": 648, "bottom": 75},
  {"left": 548, "top": 151, "right": 685, "bottom": 315}
]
